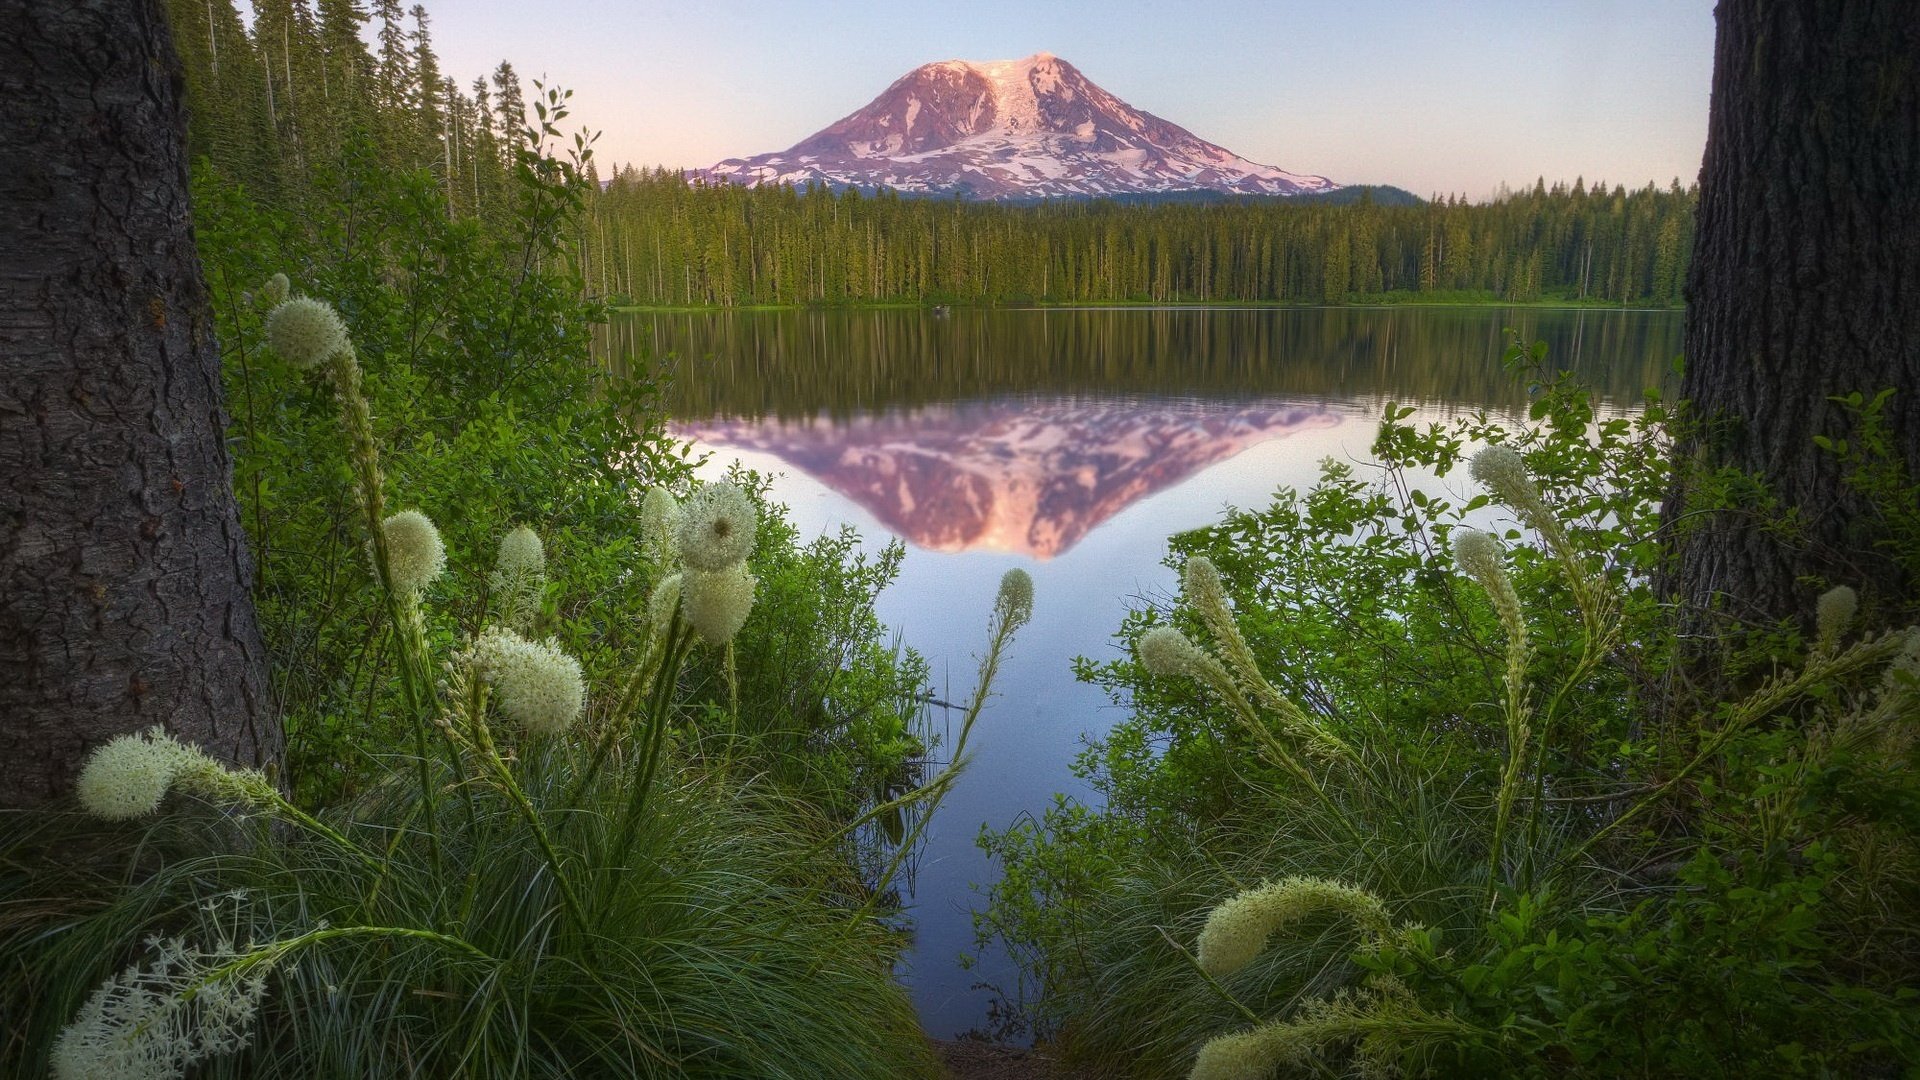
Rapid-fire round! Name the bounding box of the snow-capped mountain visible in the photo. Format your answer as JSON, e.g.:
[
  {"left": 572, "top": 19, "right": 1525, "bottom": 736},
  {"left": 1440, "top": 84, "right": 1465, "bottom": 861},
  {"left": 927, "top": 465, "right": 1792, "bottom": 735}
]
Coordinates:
[
  {"left": 676, "top": 400, "right": 1342, "bottom": 558},
  {"left": 693, "top": 52, "right": 1337, "bottom": 201}
]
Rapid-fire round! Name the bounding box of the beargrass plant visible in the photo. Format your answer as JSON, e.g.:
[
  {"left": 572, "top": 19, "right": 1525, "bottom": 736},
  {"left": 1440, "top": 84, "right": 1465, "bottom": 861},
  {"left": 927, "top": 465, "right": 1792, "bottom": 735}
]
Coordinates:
[
  {"left": 980, "top": 347, "right": 1920, "bottom": 1077},
  {"left": 0, "top": 287, "right": 1039, "bottom": 1078}
]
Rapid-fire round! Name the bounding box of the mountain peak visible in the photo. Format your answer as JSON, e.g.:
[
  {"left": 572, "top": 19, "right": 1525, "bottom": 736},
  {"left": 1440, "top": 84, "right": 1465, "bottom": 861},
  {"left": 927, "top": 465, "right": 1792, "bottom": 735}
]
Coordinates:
[{"left": 695, "top": 54, "right": 1337, "bottom": 201}]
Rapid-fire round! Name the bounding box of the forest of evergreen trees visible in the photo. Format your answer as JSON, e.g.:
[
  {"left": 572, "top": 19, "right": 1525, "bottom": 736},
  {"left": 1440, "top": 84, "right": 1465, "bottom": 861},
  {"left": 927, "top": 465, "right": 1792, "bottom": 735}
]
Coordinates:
[
  {"left": 581, "top": 171, "right": 1695, "bottom": 308},
  {"left": 166, "top": 0, "right": 1694, "bottom": 312},
  {"left": 167, "top": 0, "right": 543, "bottom": 222}
]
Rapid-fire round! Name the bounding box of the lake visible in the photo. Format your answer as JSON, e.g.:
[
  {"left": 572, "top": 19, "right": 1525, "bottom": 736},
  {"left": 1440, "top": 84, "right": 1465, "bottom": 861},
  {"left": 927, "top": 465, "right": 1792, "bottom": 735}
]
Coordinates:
[{"left": 598, "top": 304, "right": 1681, "bottom": 1038}]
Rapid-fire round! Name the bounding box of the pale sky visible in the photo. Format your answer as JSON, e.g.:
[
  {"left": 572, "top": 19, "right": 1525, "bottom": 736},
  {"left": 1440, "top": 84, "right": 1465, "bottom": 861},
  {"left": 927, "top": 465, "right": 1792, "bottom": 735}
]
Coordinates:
[{"left": 420, "top": 0, "right": 1716, "bottom": 199}]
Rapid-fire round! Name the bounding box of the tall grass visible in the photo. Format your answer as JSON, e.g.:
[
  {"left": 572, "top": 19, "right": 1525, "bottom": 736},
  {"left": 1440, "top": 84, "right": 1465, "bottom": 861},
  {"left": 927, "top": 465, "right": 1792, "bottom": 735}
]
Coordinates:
[{"left": 0, "top": 285, "right": 1034, "bottom": 1078}]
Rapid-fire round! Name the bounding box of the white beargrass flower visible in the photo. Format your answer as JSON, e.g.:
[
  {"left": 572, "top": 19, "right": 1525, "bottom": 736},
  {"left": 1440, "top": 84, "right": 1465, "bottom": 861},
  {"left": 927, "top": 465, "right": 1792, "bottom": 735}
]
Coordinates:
[
  {"left": 380, "top": 510, "right": 446, "bottom": 595},
  {"left": 1137, "top": 626, "right": 1207, "bottom": 679},
  {"left": 1452, "top": 529, "right": 1526, "bottom": 642},
  {"left": 1196, "top": 876, "right": 1391, "bottom": 978},
  {"left": 1815, "top": 585, "right": 1858, "bottom": 652},
  {"left": 263, "top": 296, "right": 350, "bottom": 370},
  {"left": 473, "top": 628, "right": 586, "bottom": 734},
  {"left": 1189, "top": 1024, "right": 1293, "bottom": 1080},
  {"left": 683, "top": 562, "right": 757, "bottom": 645},
  {"left": 1468, "top": 445, "right": 1542, "bottom": 512},
  {"left": 494, "top": 526, "right": 545, "bottom": 578},
  {"left": 260, "top": 273, "right": 289, "bottom": 306},
  {"left": 75, "top": 728, "right": 197, "bottom": 820},
  {"left": 51, "top": 934, "right": 273, "bottom": 1080},
  {"left": 490, "top": 526, "right": 546, "bottom": 632},
  {"left": 674, "top": 481, "right": 756, "bottom": 571},
  {"left": 997, "top": 568, "right": 1034, "bottom": 629},
  {"left": 640, "top": 486, "right": 682, "bottom": 560},
  {"left": 648, "top": 572, "right": 684, "bottom": 640},
  {"left": 173, "top": 760, "right": 278, "bottom": 810}
]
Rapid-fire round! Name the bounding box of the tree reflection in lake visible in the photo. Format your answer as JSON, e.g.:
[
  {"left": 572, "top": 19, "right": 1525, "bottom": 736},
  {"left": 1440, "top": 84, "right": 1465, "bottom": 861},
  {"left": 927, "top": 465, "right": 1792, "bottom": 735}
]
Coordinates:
[{"left": 597, "top": 305, "right": 1681, "bottom": 1039}]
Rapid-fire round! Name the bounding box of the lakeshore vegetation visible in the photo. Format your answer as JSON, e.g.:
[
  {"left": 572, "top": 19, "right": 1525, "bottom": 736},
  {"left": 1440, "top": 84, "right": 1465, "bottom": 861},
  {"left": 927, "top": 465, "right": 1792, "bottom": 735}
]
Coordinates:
[{"left": 2, "top": 0, "right": 1914, "bottom": 1078}]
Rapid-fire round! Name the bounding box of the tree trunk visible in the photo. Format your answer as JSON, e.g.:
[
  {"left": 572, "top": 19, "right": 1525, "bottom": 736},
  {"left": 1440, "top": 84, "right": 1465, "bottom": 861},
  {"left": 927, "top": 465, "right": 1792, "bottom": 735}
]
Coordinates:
[
  {"left": 0, "top": 0, "right": 278, "bottom": 806},
  {"left": 1664, "top": 0, "right": 1920, "bottom": 633}
]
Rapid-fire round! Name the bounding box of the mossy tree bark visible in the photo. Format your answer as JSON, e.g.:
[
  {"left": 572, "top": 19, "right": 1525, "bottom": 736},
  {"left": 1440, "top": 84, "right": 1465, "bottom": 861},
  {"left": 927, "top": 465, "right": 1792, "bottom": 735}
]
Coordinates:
[
  {"left": 1663, "top": 0, "right": 1920, "bottom": 634},
  {"left": 0, "top": 0, "right": 278, "bottom": 806}
]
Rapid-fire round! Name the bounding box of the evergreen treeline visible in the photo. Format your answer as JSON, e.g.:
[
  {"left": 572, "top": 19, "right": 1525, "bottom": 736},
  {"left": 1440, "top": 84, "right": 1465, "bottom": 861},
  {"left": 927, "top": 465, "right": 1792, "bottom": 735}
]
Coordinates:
[
  {"left": 167, "top": 0, "right": 535, "bottom": 220},
  {"left": 582, "top": 171, "right": 1696, "bottom": 308},
  {"left": 163, "top": 0, "right": 1693, "bottom": 313}
]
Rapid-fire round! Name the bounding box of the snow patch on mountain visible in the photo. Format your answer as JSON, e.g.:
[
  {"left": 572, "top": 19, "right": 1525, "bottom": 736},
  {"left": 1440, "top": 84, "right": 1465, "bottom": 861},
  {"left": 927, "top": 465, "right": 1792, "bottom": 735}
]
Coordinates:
[{"left": 694, "top": 53, "right": 1337, "bottom": 201}]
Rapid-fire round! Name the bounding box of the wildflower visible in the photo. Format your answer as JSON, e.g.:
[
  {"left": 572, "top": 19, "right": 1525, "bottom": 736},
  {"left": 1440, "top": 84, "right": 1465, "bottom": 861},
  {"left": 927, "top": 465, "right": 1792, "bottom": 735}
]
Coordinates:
[
  {"left": 495, "top": 526, "right": 545, "bottom": 578},
  {"left": 674, "top": 481, "right": 756, "bottom": 571},
  {"left": 490, "top": 526, "right": 546, "bottom": 631},
  {"left": 648, "top": 572, "right": 684, "bottom": 639},
  {"left": 640, "top": 486, "right": 682, "bottom": 560},
  {"left": 173, "top": 759, "right": 278, "bottom": 810},
  {"left": 1137, "top": 625, "right": 1207, "bottom": 679},
  {"left": 683, "top": 562, "right": 757, "bottom": 645},
  {"left": 52, "top": 934, "right": 273, "bottom": 1080},
  {"left": 1468, "top": 445, "right": 1543, "bottom": 516},
  {"left": 1196, "top": 876, "right": 1391, "bottom": 978},
  {"left": 473, "top": 628, "right": 586, "bottom": 734},
  {"left": 380, "top": 510, "right": 445, "bottom": 595},
  {"left": 996, "top": 568, "right": 1034, "bottom": 629},
  {"left": 263, "top": 296, "right": 350, "bottom": 370},
  {"left": 1183, "top": 555, "right": 1275, "bottom": 700},
  {"left": 1815, "top": 585, "right": 1858, "bottom": 652},
  {"left": 75, "top": 728, "right": 195, "bottom": 820},
  {"left": 261, "top": 272, "right": 289, "bottom": 306},
  {"left": 1452, "top": 529, "right": 1526, "bottom": 646},
  {"left": 1189, "top": 1025, "right": 1288, "bottom": 1080}
]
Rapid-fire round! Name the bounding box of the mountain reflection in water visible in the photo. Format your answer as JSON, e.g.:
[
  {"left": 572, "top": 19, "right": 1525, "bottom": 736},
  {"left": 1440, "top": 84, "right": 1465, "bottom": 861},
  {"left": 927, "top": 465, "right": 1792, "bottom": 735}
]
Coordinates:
[
  {"left": 675, "top": 399, "right": 1341, "bottom": 558},
  {"left": 603, "top": 306, "right": 1685, "bottom": 1040}
]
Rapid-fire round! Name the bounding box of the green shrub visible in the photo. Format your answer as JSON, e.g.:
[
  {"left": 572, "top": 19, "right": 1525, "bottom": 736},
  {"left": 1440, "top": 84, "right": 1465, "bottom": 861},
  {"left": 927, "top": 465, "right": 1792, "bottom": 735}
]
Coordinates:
[{"left": 980, "top": 343, "right": 1920, "bottom": 1077}]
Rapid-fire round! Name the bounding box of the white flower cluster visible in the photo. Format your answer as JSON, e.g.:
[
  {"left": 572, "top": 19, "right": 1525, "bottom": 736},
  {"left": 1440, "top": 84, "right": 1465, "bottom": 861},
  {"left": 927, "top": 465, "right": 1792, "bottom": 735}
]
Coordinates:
[
  {"left": 1452, "top": 528, "right": 1526, "bottom": 642},
  {"left": 1137, "top": 625, "right": 1207, "bottom": 679},
  {"left": 1196, "top": 876, "right": 1390, "bottom": 978},
  {"left": 996, "top": 568, "right": 1034, "bottom": 629},
  {"left": 380, "top": 510, "right": 445, "bottom": 595},
  {"left": 653, "top": 481, "right": 761, "bottom": 646},
  {"left": 489, "top": 525, "right": 547, "bottom": 632},
  {"left": 683, "top": 563, "right": 757, "bottom": 646},
  {"left": 1468, "top": 445, "right": 1541, "bottom": 512},
  {"left": 640, "top": 487, "right": 682, "bottom": 561},
  {"left": 495, "top": 526, "right": 545, "bottom": 578},
  {"left": 75, "top": 729, "right": 193, "bottom": 820},
  {"left": 473, "top": 628, "right": 586, "bottom": 734},
  {"left": 1816, "top": 585, "right": 1858, "bottom": 651},
  {"left": 260, "top": 273, "right": 290, "bottom": 306},
  {"left": 648, "top": 572, "right": 684, "bottom": 639},
  {"left": 674, "top": 481, "right": 756, "bottom": 572},
  {"left": 74, "top": 729, "right": 272, "bottom": 821},
  {"left": 263, "top": 296, "right": 349, "bottom": 370},
  {"left": 52, "top": 934, "right": 272, "bottom": 1080}
]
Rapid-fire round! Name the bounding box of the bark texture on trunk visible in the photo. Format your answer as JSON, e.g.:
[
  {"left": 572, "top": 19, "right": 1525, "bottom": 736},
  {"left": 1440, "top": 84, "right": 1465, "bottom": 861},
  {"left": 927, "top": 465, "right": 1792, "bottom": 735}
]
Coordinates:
[
  {"left": 1665, "top": 0, "right": 1920, "bottom": 630},
  {"left": 0, "top": 0, "right": 277, "bottom": 806}
]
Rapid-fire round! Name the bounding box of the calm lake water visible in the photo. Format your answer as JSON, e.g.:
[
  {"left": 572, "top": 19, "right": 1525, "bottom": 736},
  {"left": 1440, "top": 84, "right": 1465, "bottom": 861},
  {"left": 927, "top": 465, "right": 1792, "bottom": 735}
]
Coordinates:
[{"left": 599, "top": 305, "right": 1681, "bottom": 1039}]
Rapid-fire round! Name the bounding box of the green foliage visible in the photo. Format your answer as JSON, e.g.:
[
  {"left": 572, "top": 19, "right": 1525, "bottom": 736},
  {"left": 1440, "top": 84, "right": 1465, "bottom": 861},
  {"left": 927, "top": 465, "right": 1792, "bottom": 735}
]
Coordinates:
[
  {"left": 978, "top": 344, "right": 1920, "bottom": 1076},
  {"left": 1, "top": 766, "right": 939, "bottom": 1078}
]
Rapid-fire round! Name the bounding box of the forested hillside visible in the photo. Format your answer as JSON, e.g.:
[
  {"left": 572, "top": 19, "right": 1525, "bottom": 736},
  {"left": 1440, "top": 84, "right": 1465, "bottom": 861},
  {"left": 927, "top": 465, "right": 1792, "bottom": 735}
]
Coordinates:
[{"left": 582, "top": 171, "right": 1695, "bottom": 307}]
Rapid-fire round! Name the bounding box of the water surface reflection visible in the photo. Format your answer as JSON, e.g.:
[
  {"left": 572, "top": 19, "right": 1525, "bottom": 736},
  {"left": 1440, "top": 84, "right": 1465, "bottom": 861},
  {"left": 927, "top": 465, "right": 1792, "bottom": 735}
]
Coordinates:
[
  {"left": 678, "top": 399, "right": 1341, "bottom": 558},
  {"left": 601, "top": 306, "right": 1681, "bottom": 1038}
]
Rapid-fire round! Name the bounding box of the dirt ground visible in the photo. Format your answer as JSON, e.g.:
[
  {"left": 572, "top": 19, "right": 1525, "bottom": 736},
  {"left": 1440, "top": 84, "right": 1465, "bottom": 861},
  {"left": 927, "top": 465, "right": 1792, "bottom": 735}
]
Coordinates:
[{"left": 935, "top": 1037, "right": 1086, "bottom": 1080}]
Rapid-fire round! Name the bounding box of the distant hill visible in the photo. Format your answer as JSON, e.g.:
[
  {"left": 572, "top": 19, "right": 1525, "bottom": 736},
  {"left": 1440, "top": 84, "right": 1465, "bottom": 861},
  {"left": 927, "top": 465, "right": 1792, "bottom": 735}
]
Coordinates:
[{"left": 691, "top": 53, "right": 1340, "bottom": 201}]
